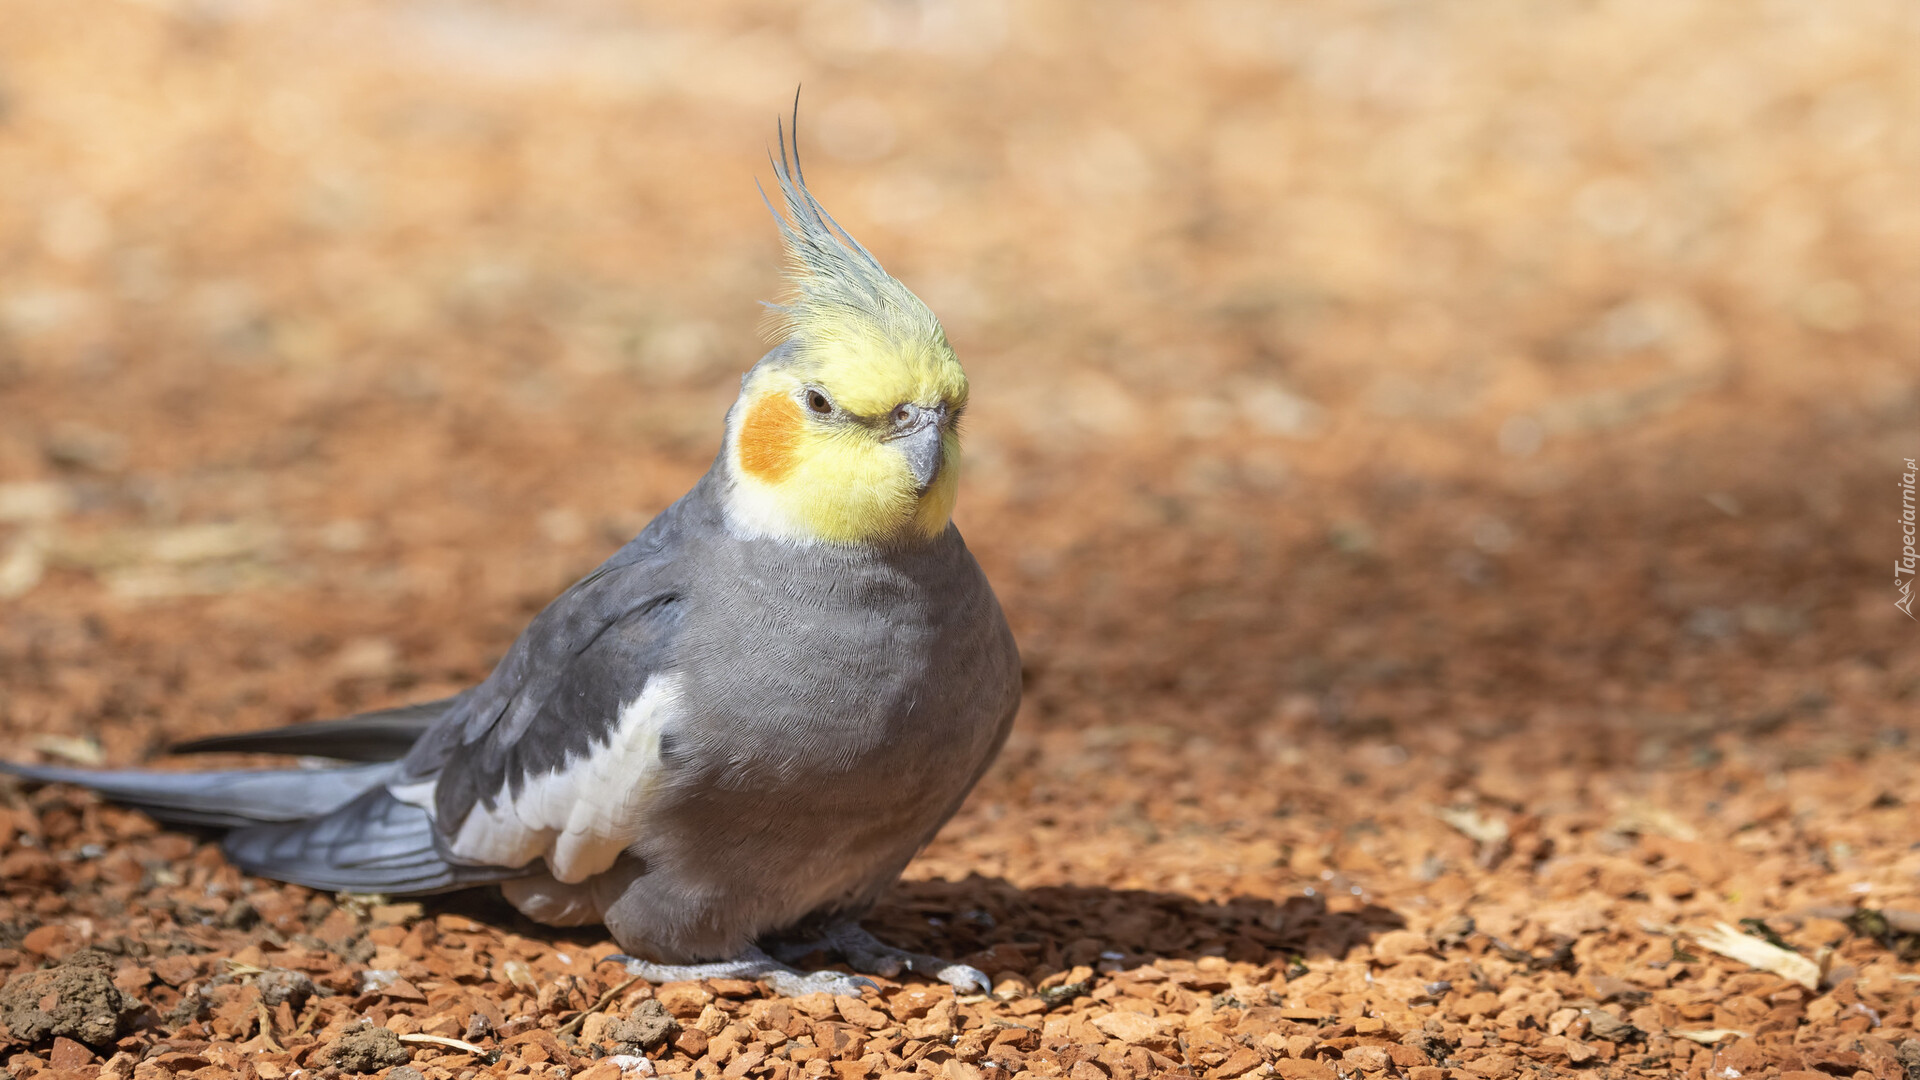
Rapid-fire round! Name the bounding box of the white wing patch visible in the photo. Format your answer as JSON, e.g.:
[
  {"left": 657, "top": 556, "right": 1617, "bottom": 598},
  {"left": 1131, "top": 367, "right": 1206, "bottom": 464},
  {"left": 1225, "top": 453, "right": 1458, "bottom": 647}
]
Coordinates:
[{"left": 394, "top": 675, "right": 683, "bottom": 885}]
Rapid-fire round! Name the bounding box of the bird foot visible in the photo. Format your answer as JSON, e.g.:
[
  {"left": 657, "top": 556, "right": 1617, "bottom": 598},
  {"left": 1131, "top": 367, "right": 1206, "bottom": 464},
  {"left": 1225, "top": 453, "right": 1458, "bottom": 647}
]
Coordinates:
[
  {"left": 768, "top": 923, "right": 991, "bottom": 995},
  {"left": 605, "top": 946, "right": 878, "bottom": 999}
]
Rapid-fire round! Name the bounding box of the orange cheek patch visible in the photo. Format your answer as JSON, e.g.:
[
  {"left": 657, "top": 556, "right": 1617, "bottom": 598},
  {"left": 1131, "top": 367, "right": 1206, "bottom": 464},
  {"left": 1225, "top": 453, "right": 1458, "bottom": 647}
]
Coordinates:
[{"left": 737, "top": 393, "right": 803, "bottom": 482}]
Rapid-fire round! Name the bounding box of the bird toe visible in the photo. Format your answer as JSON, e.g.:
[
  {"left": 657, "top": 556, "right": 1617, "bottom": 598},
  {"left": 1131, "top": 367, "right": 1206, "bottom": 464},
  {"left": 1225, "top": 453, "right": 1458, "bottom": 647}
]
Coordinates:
[
  {"left": 767, "top": 970, "right": 878, "bottom": 998},
  {"left": 936, "top": 963, "right": 991, "bottom": 996}
]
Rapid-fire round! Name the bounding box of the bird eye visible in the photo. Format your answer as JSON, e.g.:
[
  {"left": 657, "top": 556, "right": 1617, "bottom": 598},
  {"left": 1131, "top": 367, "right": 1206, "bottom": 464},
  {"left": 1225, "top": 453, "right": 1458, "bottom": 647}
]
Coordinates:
[{"left": 805, "top": 390, "right": 832, "bottom": 415}]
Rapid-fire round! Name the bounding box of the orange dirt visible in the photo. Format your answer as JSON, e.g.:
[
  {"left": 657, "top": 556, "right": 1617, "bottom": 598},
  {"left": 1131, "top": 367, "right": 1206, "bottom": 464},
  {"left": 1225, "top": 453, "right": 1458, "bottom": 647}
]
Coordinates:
[{"left": 1, "top": 2, "right": 1917, "bottom": 1079}]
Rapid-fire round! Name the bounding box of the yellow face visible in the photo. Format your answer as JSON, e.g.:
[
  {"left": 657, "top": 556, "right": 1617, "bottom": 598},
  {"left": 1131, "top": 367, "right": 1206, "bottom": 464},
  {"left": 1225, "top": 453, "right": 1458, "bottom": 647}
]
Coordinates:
[{"left": 724, "top": 332, "right": 969, "bottom": 546}]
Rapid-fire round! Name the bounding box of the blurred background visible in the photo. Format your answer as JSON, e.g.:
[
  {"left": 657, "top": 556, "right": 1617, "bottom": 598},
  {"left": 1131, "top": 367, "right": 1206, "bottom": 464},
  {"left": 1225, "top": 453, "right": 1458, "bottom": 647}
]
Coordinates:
[{"left": 2, "top": 0, "right": 1918, "bottom": 916}]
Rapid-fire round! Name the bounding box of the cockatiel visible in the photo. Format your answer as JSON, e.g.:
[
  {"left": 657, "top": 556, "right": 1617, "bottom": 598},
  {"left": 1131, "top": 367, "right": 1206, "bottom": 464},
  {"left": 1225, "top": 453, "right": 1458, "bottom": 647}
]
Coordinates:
[{"left": 2, "top": 113, "right": 1021, "bottom": 996}]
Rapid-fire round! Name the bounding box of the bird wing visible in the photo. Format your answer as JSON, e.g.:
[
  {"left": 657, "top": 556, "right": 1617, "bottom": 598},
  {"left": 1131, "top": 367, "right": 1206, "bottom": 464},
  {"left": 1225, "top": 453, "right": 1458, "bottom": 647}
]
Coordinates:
[
  {"left": 223, "top": 481, "right": 712, "bottom": 893},
  {"left": 3, "top": 482, "right": 716, "bottom": 897},
  {"left": 403, "top": 592, "right": 687, "bottom": 885}
]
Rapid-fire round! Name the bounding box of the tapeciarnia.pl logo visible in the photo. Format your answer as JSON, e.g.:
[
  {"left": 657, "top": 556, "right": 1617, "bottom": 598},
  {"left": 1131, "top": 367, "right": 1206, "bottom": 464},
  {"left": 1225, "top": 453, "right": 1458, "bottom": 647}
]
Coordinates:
[{"left": 1899, "top": 457, "right": 1917, "bottom": 619}]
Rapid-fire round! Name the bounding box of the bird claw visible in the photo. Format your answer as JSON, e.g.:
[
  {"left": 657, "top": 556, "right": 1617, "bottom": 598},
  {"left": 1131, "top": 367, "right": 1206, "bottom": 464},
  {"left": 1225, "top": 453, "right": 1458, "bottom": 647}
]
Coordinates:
[
  {"left": 844, "top": 943, "right": 988, "bottom": 994},
  {"left": 603, "top": 948, "right": 878, "bottom": 999},
  {"left": 603, "top": 926, "right": 986, "bottom": 999},
  {"left": 931, "top": 962, "right": 991, "bottom": 996},
  {"left": 790, "top": 923, "right": 992, "bottom": 995}
]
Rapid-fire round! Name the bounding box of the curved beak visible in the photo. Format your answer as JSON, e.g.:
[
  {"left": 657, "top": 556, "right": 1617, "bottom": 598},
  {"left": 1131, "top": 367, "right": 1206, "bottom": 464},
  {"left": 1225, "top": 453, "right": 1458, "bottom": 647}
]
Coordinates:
[{"left": 891, "top": 405, "right": 947, "bottom": 495}]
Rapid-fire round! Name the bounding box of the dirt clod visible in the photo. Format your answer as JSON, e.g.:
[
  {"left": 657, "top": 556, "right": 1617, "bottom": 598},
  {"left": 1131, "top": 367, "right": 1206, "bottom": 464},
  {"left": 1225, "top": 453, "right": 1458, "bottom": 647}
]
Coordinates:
[
  {"left": 604, "top": 999, "right": 677, "bottom": 1053},
  {"left": 164, "top": 986, "right": 208, "bottom": 1027},
  {"left": 217, "top": 899, "right": 259, "bottom": 930},
  {"left": 0, "top": 949, "right": 138, "bottom": 1049},
  {"left": 321, "top": 1025, "right": 411, "bottom": 1073},
  {"left": 255, "top": 967, "right": 315, "bottom": 1010}
]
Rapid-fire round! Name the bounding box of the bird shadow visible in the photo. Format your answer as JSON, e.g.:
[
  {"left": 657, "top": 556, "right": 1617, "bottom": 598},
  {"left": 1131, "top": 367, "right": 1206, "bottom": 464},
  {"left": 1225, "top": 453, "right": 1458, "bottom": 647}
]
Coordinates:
[
  {"left": 859, "top": 874, "right": 1403, "bottom": 981},
  {"left": 420, "top": 873, "right": 1400, "bottom": 984}
]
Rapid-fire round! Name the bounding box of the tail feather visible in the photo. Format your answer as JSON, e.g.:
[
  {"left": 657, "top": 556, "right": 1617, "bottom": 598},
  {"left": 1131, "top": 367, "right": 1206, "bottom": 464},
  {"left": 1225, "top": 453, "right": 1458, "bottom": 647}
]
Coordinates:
[
  {"left": 224, "top": 787, "right": 521, "bottom": 894},
  {"left": 3, "top": 758, "right": 522, "bottom": 894},
  {"left": 0, "top": 761, "right": 395, "bottom": 828},
  {"left": 169, "top": 698, "right": 453, "bottom": 762}
]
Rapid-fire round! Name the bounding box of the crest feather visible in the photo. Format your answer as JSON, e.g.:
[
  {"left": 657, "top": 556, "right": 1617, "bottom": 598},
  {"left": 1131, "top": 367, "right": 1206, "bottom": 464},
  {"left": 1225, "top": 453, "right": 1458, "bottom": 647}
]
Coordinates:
[{"left": 760, "top": 101, "right": 946, "bottom": 362}]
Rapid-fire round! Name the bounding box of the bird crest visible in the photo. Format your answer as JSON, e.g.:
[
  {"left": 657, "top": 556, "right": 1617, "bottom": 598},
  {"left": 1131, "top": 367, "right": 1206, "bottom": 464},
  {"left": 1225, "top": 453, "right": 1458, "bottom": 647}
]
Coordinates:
[{"left": 759, "top": 111, "right": 966, "bottom": 417}]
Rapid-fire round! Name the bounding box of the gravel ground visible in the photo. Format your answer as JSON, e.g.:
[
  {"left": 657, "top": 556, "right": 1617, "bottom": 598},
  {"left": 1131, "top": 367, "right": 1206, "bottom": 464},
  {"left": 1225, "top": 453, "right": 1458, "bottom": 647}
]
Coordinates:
[{"left": 2, "top": 2, "right": 1918, "bottom": 1079}]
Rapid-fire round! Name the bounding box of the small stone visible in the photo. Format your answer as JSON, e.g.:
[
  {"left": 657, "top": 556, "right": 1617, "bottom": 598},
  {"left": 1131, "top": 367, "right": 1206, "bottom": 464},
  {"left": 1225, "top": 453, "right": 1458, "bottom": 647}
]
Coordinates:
[
  {"left": 1371, "top": 930, "right": 1430, "bottom": 963},
  {"left": 654, "top": 981, "right": 714, "bottom": 1018},
  {"left": 581, "top": 1012, "right": 614, "bottom": 1045},
  {"left": 1583, "top": 1009, "right": 1642, "bottom": 1043},
  {"left": 1273, "top": 1059, "right": 1336, "bottom": 1080},
  {"left": 833, "top": 995, "right": 888, "bottom": 1030},
  {"left": 50, "top": 1036, "right": 95, "bottom": 1069},
  {"left": 1400, "top": 1031, "right": 1446, "bottom": 1063},
  {"left": 1586, "top": 974, "right": 1637, "bottom": 1002},
  {"left": 1432, "top": 915, "right": 1476, "bottom": 948},
  {"left": 694, "top": 1002, "right": 729, "bottom": 1037},
  {"left": 1387, "top": 1044, "right": 1432, "bottom": 1068},
  {"left": 791, "top": 992, "right": 838, "bottom": 1019},
  {"left": 1342, "top": 1046, "right": 1391, "bottom": 1072},
  {"left": 673, "top": 1026, "right": 710, "bottom": 1057},
  {"left": 1209, "top": 1047, "right": 1265, "bottom": 1078},
  {"left": 905, "top": 998, "right": 956, "bottom": 1040},
  {"left": 389, "top": 1069, "right": 427, "bottom": 1080},
  {"left": 1460, "top": 1053, "right": 1518, "bottom": 1080},
  {"left": 1069, "top": 1060, "right": 1106, "bottom": 1080},
  {"left": 707, "top": 978, "right": 760, "bottom": 999},
  {"left": 21, "top": 924, "right": 74, "bottom": 958},
  {"left": 1091, "top": 1010, "right": 1163, "bottom": 1045}
]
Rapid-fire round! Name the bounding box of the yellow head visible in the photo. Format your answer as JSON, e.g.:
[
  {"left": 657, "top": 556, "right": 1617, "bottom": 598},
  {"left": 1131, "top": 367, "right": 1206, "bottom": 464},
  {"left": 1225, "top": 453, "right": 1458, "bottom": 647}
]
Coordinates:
[{"left": 721, "top": 118, "right": 969, "bottom": 547}]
